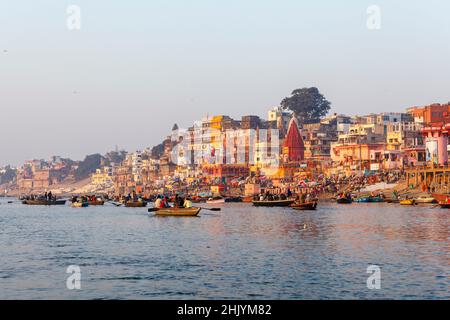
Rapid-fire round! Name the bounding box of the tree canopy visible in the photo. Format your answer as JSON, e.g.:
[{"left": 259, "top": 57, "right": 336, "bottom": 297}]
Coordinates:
[
  {"left": 75, "top": 154, "right": 103, "bottom": 180},
  {"left": 281, "top": 87, "right": 331, "bottom": 125}
]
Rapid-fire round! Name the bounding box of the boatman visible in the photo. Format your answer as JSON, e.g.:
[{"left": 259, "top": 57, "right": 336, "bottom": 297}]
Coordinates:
[
  {"left": 154, "top": 196, "right": 162, "bottom": 209},
  {"left": 183, "top": 198, "right": 192, "bottom": 208}
]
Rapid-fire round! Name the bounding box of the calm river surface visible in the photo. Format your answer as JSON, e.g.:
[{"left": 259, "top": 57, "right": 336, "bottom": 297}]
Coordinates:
[{"left": 0, "top": 197, "right": 448, "bottom": 299}]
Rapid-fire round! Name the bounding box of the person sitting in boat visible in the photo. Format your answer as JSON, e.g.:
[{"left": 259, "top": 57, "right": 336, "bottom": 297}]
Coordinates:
[
  {"left": 47, "top": 191, "right": 53, "bottom": 201},
  {"left": 300, "top": 193, "right": 306, "bottom": 204},
  {"left": 154, "top": 196, "right": 162, "bottom": 209},
  {"left": 183, "top": 198, "right": 192, "bottom": 208},
  {"left": 287, "top": 188, "right": 292, "bottom": 198},
  {"left": 280, "top": 193, "right": 287, "bottom": 200}
]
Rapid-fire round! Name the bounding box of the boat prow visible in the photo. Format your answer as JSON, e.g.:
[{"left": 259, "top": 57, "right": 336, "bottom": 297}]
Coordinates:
[{"left": 291, "top": 202, "right": 317, "bottom": 210}]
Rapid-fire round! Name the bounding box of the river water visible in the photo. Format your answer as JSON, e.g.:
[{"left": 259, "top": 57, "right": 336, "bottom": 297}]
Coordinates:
[{"left": 0, "top": 197, "right": 448, "bottom": 299}]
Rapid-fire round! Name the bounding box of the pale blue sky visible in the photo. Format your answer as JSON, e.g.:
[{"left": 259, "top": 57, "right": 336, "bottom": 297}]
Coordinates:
[{"left": 1, "top": 0, "right": 449, "bottom": 165}]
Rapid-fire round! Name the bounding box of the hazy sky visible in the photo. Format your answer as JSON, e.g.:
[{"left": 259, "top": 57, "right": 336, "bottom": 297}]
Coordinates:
[{"left": 1, "top": 0, "right": 449, "bottom": 166}]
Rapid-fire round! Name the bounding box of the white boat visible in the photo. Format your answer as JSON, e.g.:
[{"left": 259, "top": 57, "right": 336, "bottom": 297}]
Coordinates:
[
  {"left": 414, "top": 196, "right": 437, "bottom": 204},
  {"left": 206, "top": 198, "right": 225, "bottom": 204}
]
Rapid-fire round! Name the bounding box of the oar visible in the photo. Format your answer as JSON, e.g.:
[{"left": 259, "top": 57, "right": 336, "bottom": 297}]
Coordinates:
[{"left": 200, "top": 207, "right": 221, "bottom": 211}]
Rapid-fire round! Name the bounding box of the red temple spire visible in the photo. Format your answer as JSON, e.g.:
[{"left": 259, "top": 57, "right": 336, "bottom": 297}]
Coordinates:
[{"left": 283, "top": 117, "right": 305, "bottom": 162}]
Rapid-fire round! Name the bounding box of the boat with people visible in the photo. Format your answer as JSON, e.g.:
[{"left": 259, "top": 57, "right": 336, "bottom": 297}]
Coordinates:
[
  {"left": 152, "top": 207, "right": 201, "bottom": 216},
  {"left": 22, "top": 199, "right": 66, "bottom": 205},
  {"left": 252, "top": 199, "right": 295, "bottom": 207},
  {"left": 291, "top": 201, "right": 317, "bottom": 211}
]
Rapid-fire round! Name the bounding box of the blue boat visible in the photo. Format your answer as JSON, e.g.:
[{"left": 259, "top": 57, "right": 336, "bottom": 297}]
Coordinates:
[{"left": 355, "top": 196, "right": 384, "bottom": 203}]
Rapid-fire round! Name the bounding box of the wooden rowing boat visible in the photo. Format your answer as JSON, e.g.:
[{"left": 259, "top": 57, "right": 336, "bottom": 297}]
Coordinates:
[
  {"left": 153, "top": 207, "right": 201, "bottom": 216},
  {"left": 291, "top": 202, "right": 317, "bottom": 210},
  {"left": 22, "top": 199, "right": 66, "bottom": 206},
  {"left": 125, "top": 201, "right": 147, "bottom": 208},
  {"left": 252, "top": 199, "right": 295, "bottom": 207}
]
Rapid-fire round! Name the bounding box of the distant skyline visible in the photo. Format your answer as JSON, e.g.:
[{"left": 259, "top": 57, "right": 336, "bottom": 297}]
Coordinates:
[{"left": 1, "top": 0, "right": 449, "bottom": 166}]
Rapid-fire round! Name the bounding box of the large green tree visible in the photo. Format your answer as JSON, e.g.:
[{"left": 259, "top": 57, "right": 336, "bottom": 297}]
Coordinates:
[
  {"left": 75, "top": 154, "right": 104, "bottom": 180},
  {"left": 281, "top": 87, "right": 331, "bottom": 124}
]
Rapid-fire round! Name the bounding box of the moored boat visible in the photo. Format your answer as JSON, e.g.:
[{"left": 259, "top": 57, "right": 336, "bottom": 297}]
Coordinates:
[
  {"left": 355, "top": 195, "right": 385, "bottom": 203},
  {"left": 207, "top": 197, "right": 225, "bottom": 204},
  {"left": 400, "top": 199, "right": 415, "bottom": 206},
  {"left": 291, "top": 201, "right": 317, "bottom": 210},
  {"left": 252, "top": 199, "right": 294, "bottom": 207},
  {"left": 22, "top": 199, "right": 66, "bottom": 206},
  {"left": 431, "top": 193, "right": 450, "bottom": 203},
  {"left": 414, "top": 196, "right": 437, "bottom": 204},
  {"left": 152, "top": 207, "right": 201, "bottom": 216}
]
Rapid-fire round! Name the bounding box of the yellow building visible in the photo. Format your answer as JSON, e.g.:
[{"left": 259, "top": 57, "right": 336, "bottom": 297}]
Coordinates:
[{"left": 91, "top": 167, "right": 113, "bottom": 186}]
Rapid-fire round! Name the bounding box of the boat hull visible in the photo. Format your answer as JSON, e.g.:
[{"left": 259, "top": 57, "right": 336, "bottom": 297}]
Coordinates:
[
  {"left": 153, "top": 207, "right": 201, "bottom": 216},
  {"left": 400, "top": 200, "right": 415, "bottom": 205},
  {"left": 22, "top": 200, "right": 66, "bottom": 206},
  {"left": 356, "top": 196, "right": 384, "bottom": 203},
  {"left": 72, "top": 202, "right": 89, "bottom": 208},
  {"left": 252, "top": 199, "right": 294, "bottom": 207},
  {"left": 291, "top": 202, "right": 317, "bottom": 210},
  {"left": 125, "top": 201, "right": 147, "bottom": 207},
  {"left": 88, "top": 200, "right": 104, "bottom": 206},
  {"left": 414, "top": 197, "right": 437, "bottom": 204},
  {"left": 432, "top": 193, "right": 449, "bottom": 203},
  {"left": 337, "top": 198, "right": 353, "bottom": 204},
  {"left": 224, "top": 197, "right": 242, "bottom": 203}
]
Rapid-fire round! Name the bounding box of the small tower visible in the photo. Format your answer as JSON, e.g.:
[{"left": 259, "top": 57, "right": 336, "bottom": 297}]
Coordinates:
[{"left": 282, "top": 116, "right": 305, "bottom": 162}]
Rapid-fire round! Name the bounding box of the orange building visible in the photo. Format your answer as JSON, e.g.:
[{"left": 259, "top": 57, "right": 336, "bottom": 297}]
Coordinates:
[{"left": 407, "top": 103, "right": 450, "bottom": 125}]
